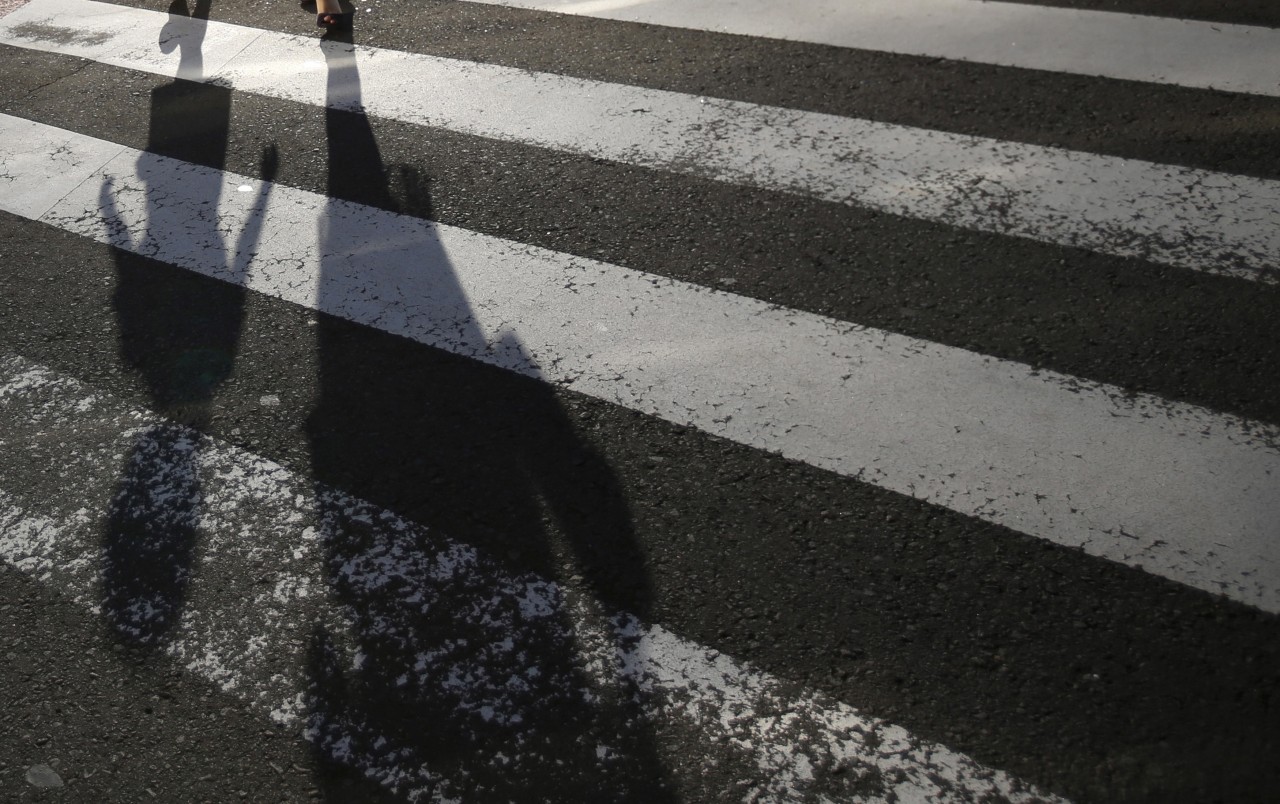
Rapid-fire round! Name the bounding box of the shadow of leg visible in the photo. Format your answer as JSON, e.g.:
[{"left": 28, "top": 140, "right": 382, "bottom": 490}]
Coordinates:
[{"left": 101, "top": 423, "right": 202, "bottom": 647}]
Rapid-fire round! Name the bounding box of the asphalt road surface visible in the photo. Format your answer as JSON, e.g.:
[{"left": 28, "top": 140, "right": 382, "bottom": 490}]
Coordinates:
[{"left": 0, "top": 0, "right": 1277, "bottom": 801}]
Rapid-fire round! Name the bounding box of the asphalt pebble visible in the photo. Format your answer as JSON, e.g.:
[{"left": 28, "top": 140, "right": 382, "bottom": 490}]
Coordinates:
[{"left": 26, "top": 763, "right": 64, "bottom": 788}]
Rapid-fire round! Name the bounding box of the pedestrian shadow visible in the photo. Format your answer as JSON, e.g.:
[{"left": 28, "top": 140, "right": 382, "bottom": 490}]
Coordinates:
[
  {"left": 303, "top": 28, "right": 673, "bottom": 802},
  {"left": 98, "top": 0, "right": 275, "bottom": 648}
]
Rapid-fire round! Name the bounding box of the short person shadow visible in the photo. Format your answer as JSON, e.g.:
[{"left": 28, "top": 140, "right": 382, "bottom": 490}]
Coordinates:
[
  {"left": 303, "top": 30, "right": 674, "bottom": 802},
  {"left": 99, "top": 0, "right": 276, "bottom": 647}
]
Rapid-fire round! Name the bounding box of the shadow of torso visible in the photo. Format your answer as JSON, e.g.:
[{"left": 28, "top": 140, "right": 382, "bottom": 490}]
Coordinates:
[{"left": 303, "top": 35, "right": 672, "bottom": 801}]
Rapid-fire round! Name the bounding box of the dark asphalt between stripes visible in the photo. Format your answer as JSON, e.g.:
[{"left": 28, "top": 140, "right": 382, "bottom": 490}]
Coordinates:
[
  {"left": 0, "top": 566, "right": 348, "bottom": 801},
  {"left": 1011, "top": 0, "right": 1280, "bottom": 28}
]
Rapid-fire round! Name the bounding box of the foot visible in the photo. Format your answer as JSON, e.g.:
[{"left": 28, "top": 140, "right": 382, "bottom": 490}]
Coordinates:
[{"left": 316, "top": 12, "right": 351, "bottom": 29}]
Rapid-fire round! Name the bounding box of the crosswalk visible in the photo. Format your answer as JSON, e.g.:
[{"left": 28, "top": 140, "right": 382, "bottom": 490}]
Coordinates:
[
  {"left": 9, "top": 0, "right": 1280, "bottom": 282},
  {"left": 0, "top": 0, "right": 1277, "bottom": 800},
  {"left": 463, "top": 0, "right": 1280, "bottom": 95}
]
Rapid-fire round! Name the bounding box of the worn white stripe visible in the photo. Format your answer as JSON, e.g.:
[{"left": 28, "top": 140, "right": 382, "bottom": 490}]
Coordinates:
[
  {"left": 3, "top": 114, "right": 1278, "bottom": 613},
  {"left": 0, "top": 354, "right": 1063, "bottom": 802},
  {"left": 1, "top": 0, "right": 1277, "bottom": 283},
  {"left": 468, "top": 0, "right": 1280, "bottom": 97}
]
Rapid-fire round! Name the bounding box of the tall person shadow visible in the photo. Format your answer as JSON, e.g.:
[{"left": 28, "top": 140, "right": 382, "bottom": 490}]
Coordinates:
[
  {"left": 304, "top": 29, "right": 675, "bottom": 802},
  {"left": 99, "top": 0, "right": 276, "bottom": 647}
]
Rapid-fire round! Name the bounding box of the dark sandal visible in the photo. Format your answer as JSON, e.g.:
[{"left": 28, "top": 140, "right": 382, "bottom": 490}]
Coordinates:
[{"left": 317, "top": 12, "right": 352, "bottom": 29}]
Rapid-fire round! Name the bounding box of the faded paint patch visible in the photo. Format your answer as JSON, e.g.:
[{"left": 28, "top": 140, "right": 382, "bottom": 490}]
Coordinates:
[
  {"left": 0, "top": 354, "right": 1065, "bottom": 802},
  {"left": 0, "top": 0, "right": 28, "bottom": 19},
  {"left": 7, "top": 20, "right": 110, "bottom": 45}
]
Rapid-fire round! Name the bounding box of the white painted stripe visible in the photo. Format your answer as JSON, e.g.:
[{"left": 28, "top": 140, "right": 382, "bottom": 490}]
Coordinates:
[
  {"left": 467, "top": 0, "right": 1280, "bottom": 97},
  {"left": 0, "top": 354, "right": 1064, "bottom": 802},
  {"left": 4, "top": 114, "right": 1279, "bottom": 613},
  {"left": 1, "top": 0, "right": 1277, "bottom": 283}
]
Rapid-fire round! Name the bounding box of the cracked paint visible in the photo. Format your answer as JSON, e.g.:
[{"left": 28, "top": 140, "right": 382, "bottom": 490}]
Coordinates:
[{"left": 0, "top": 355, "right": 1062, "bottom": 803}]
